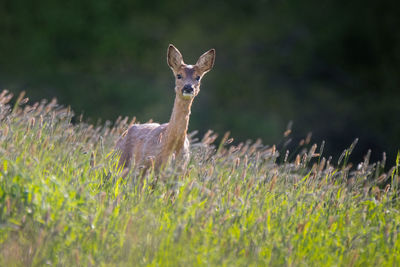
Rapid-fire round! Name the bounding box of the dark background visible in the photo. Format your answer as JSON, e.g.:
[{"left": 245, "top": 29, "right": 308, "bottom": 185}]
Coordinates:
[{"left": 1, "top": 0, "right": 399, "bottom": 165}]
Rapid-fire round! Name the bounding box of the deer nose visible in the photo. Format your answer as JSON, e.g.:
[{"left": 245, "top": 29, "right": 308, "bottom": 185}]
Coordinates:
[{"left": 182, "top": 84, "right": 194, "bottom": 94}]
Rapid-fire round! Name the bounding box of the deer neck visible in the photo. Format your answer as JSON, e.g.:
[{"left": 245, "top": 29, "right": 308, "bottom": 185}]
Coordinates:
[{"left": 162, "top": 95, "right": 193, "bottom": 157}]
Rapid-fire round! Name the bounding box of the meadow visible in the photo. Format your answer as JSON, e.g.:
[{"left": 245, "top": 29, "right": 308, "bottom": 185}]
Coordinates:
[{"left": 0, "top": 90, "right": 399, "bottom": 266}]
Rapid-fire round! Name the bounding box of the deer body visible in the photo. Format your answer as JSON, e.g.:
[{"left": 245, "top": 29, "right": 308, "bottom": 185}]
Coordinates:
[{"left": 116, "top": 44, "right": 215, "bottom": 172}]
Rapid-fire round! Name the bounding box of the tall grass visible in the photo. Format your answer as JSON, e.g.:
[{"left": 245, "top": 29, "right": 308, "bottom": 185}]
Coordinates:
[{"left": 0, "top": 90, "right": 399, "bottom": 266}]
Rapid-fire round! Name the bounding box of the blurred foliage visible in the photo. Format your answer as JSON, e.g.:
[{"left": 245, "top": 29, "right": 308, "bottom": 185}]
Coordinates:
[{"left": 0, "top": 0, "right": 399, "bottom": 164}]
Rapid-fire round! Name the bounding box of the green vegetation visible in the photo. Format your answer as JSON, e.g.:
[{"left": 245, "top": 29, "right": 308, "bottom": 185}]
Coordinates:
[
  {"left": 1, "top": 0, "right": 400, "bottom": 164},
  {"left": 1, "top": 91, "right": 399, "bottom": 266}
]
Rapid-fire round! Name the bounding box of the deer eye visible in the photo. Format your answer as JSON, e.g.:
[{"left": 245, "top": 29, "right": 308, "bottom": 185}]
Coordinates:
[
  {"left": 195, "top": 76, "right": 200, "bottom": 81},
  {"left": 177, "top": 74, "right": 182, "bottom": 79}
]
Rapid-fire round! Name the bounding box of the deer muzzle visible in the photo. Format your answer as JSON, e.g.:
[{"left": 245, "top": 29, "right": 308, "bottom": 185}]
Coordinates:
[{"left": 182, "top": 84, "right": 194, "bottom": 96}]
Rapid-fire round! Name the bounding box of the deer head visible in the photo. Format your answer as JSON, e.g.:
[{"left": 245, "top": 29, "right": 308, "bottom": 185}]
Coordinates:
[{"left": 167, "top": 44, "right": 215, "bottom": 100}]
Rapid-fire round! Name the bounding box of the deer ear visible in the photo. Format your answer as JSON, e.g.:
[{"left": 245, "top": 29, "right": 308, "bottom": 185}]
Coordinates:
[
  {"left": 167, "top": 44, "right": 183, "bottom": 72},
  {"left": 196, "top": 49, "right": 215, "bottom": 74}
]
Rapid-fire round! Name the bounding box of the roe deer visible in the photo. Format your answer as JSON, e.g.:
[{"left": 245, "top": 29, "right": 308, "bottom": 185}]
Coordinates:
[{"left": 116, "top": 44, "right": 215, "bottom": 174}]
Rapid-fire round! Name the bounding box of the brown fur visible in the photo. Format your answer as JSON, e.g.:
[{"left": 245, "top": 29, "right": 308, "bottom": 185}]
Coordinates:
[{"left": 116, "top": 44, "right": 215, "bottom": 173}]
